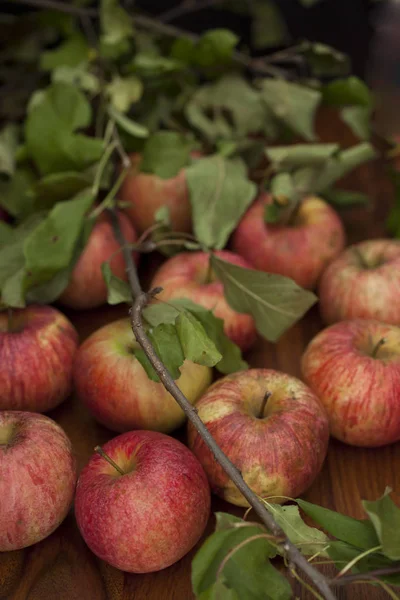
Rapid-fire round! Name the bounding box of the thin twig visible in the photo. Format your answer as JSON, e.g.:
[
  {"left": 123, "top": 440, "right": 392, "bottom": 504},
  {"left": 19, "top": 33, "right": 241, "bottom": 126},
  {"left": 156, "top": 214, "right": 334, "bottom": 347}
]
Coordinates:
[
  {"left": 331, "top": 564, "right": 400, "bottom": 587},
  {"left": 159, "top": 0, "right": 223, "bottom": 23}
]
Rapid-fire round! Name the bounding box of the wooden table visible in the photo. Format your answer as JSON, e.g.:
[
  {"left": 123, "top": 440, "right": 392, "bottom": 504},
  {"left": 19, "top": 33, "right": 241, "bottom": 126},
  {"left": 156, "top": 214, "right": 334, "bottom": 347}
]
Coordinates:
[{"left": 1, "top": 112, "right": 399, "bottom": 599}]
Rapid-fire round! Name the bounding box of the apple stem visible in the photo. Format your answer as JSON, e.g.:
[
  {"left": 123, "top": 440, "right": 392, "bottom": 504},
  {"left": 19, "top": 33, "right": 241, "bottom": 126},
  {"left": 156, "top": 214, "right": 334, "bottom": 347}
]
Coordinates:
[
  {"left": 95, "top": 446, "right": 125, "bottom": 476},
  {"left": 258, "top": 391, "right": 272, "bottom": 418},
  {"left": 372, "top": 337, "right": 386, "bottom": 358},
  {"left": 352, "top": 247, "right": 370, "bottom": 269}
]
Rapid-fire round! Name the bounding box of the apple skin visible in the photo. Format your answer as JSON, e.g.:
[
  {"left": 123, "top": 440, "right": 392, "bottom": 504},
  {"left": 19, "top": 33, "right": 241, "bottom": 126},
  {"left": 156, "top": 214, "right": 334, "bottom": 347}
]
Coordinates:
[
  {"left": 231, "top": 193, "right": 345, "bottom": 289},
  {"left": 187, "top": 368, "right": 329, "bottom": 507},
  {"left": 150, "top": 250, "right": 257, "bottom": 351},
  {"left": 75, "top": 430, "right": 210, "bottom": 573},
  {"left": 119, "top": 153, "right": 192, "bottom": 235},
  {"left": 59, "top": 211, "right": 138, "bottom": 310},
  {"left": 302, "top": 319, "right": 400, "bottom": 447},
  {"left": 0, "top": 411, "right": 77, "bottom": 551},
  {"left": 0, "top": 305, "right": 78, "bottom": 412},
  {"left": 319, "top": 239, "right": 400, "bottom": 325},
  {"left": 73, "top": 318, "right": 212, "bottom": 433}
]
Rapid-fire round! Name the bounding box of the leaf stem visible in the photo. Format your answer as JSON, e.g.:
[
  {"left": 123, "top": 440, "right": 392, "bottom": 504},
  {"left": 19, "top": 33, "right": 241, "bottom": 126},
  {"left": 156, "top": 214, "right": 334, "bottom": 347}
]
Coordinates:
[
  {"left": 91, "top": 167, "right": 129, "bottom": 219},
  {"left": 215, "top": 534, "right": 279, "bottom": 581},
  {"left": 334, "top": 545, "right": 383, "bottom": 580},
  {"left": 94, "top": 446, "right": 125, "bottom": 476},
  {"left": 92, "top": 139, "right": 118, "bottom": 198}
]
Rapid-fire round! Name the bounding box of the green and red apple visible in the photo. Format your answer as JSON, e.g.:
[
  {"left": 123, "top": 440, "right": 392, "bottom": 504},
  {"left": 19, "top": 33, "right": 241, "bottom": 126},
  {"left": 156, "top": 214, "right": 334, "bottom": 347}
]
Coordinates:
[
  {"left": 232, "top": 193, "right": 345, "bottom": 289},
  {"left": 150, "top": 250, "right": 257, "bottom": 351},
  {"left": 75, "top": 430, "right": 210, "bottom": 572},
  {"left": 59, "top": 211, "right": 138, "bottom": 310},
  {"left": 73, "top": 318, "right": 212, "bottom": 433},
  {"left": 302, "top": 319, "right": 400, "bottom": 447},
  {"left": 0, "top": 305, "right": 78, "bottom": 412},
  {"left": 187, "top": 368, "right": 329, "bottom": 506},
  {"left": 0, "top": 411, "right": 76, "bottom": 551}
]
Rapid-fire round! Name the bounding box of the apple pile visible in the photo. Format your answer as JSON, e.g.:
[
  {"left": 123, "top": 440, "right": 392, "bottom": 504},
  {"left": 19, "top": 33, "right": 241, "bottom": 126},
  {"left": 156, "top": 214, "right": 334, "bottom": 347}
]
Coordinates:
[{"left": 2, "top": 151, "right": 400, "bottom": 575}]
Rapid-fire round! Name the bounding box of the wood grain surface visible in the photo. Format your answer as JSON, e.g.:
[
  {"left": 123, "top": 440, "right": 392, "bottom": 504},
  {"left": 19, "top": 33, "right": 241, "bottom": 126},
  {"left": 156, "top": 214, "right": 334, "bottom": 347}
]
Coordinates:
[{"left": 1, "top": 111, "right": 399, "bottom": 600}]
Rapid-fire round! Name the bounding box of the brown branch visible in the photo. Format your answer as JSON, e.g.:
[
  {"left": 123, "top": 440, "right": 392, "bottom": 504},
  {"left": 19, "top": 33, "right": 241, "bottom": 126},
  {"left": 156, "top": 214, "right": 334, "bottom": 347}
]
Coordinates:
[
  {"left": 331, "top": 565, "right": 400, "bottom": 587},
  {"left": 158, "top": 0, "right": 223, "bottom": 23}
]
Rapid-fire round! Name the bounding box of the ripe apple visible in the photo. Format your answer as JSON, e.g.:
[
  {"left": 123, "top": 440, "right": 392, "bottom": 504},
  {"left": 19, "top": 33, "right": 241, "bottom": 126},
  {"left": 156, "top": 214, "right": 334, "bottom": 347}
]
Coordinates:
[
  {"left": 0, "top": 305, "right": 78, "bottom": 412},
  {"left": 318, "top": 239, "right": 400, "bottom": 325},
  {"left": 0, "top": 411, "right": 76, "bottom": 551},
  {"left": 150, "top": 250, "right": 257, "bottom": 351},
  {"left": 187, "top": 368, "right": 329, "bottom": 507},
  {"left": 59, "top": 211, "right": 138, "bottom": 310},
  {"left": 73, "top": 318, "right": 212, "bottom": 433},
  {"left": 302, "top": 319, "right": 400, "bottom": 447},
  {"left": 75, "top": 430, "right": 210, "bottom": 572},
  {"left": 119, "top": 152, "right": 192, "bottom": 235},
  {"left": 231, "top": 193, "right": 345, "bottom": 289}
]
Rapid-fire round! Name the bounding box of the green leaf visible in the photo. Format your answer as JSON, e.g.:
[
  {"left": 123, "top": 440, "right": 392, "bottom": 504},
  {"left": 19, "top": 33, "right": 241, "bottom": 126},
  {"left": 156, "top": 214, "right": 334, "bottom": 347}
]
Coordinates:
[
  {"left": 297, "top": 499, "right": 380, "bottom": 550},
  {"left": 186, "top": 155, "right": 256, "bottom": 250},
  {"left": 22, "top": 193, "right": 94, "bottom": 296},
  {"left": 25, "top": 82, "right": 103, "bottom": 175},
  {"left": 108, "top": 105, "right": 149, "bottom": 139},
  {"left": 140, "top": 131, "right": 192, "bottom": 179},
  {"left": 341, "top": 106, "right": 371, "bottom": 140},
  {"left": 312, "top": 142, "right": 376, "bottom": 191},
  {"left": 0, "top": 168, "right": 36, "bottom": 219},
  {"left": 264, "top": 503, "right": 330, "bottom": 556},
  {"left": 185, "top": 75, "right": 268, "bottom": 143},
  {"left": 143, "top": 298, "right": 247, "bottom": 374},
  {"left": 131, "top": 53, "right": 185, "bottom": 77},
  {"left": 211, "top": 255, "right": 317, "bottom": 342},
  {"left": 0, "top": 222, "right": 14, "bottom": 248},
  {"left": 106, "top": 76, "right": 143, "bottom": 113},
  {"left": 193, "top": 29, "right": 239, "bottom": 68},
  {"left": 261, "top": 79, "right": 321, "bottom": 141},
  {"left": 266, "top": 144, "right": 339, "bottom": 170},
  {"left": 269, "top": 172, "right": 298, "bottom": 209},
  {"left": 300, "top": 41, "right": 350, "bottom": 77},
  {"left": 154, "top": 205, "right": 171, "bottom": 225},
  {"left": 326, "top": 540, "right": 398, "bottom": 582},
  {"left": 101, "top": 262, "right": 131, "bottom": 305},
  {"left": 192, "top": 520, "right": 279, "bottom": 599},
  {"left": 204, "top": 578, "right": 239, "bottom": 600},
  {"left": 176, "top": 311, "right": 222, "bottom": 367},
  {"left": 264, "top": 202, "right": 283, "bottom": 224},
  {"left": 0, "top": 124, "right": 18, "bottom": 179},
  {"left": 33, "top": 171, "right": 93, "bottom": 210},
  {"left": 363, "top": 488, "right": 400, "bottom": 560},
  {"left": 100, "top": 0, "right": 134, "bottom": 48},
  {"left": 251, "top": 0, "right": 290, "bottom": 49},
  {"left": 52, "top": 64, "right": 100, "bottom": 95},
  {"left": 323, "top": 189, "right": 370, "bottom": 207},
  {"left": 40, "top": 33, "right": 90, "bottom": 71},
  {"left": 322, "top": 76, "right": 372, "bottom": 107},
  {"left": 134, "top": 323, "right": 184, "bottom": 382}
]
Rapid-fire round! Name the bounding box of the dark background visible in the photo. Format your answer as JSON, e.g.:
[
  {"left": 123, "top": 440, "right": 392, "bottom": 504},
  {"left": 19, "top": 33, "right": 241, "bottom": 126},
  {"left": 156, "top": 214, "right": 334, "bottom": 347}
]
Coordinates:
[{"left": 1, "top": 0, "right": 388, "bottom": 77}]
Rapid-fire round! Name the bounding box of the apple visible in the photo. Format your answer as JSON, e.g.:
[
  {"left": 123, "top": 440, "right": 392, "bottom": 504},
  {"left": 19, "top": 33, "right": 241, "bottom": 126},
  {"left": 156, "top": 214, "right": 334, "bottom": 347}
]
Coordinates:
[
  {"left": 59, "top": 211, "right": 138, "bottom": 310},
  {"left": 73, "top": 318, "right": 212, "bottom": 433},
  {"left": 302, "top": 319, "right": 400, "bottom": 447},
  {"left": 119, "top": 153, "right": 192, "bottom": 235},
  {"left": 0, "top": 305, "right": 78, "bottom": 412},
  {"left": 0, "top": 411, "right": 76, "bottom": 551},
  {"left": 75, "top": 430, "right": 210, "bottom": 572},
  {"left": 150, "top": 250, "right": 257, "bottom": 351},
  {"left": 187, "top": 368, "right": 329, "bottom": 507},
  {"left": 231, "top": 193, "right": 345, "bottom": 289},
  {"left": 318, "top": 239, "right": 400, "bottom": 325}
]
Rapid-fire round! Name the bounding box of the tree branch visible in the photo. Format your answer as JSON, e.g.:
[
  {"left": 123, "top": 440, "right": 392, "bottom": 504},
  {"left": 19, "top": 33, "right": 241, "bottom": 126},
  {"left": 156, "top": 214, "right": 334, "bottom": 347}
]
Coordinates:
[
  {"left": 158, "top": 0, "right": 223, "bottom": 24},
  {"left": 108, "top": 212, "right": 336, "bottom": 600}
]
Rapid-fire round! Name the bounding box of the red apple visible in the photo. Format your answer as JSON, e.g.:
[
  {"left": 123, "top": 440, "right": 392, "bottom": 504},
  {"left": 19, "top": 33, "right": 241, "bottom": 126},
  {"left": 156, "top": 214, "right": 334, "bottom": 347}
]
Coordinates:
[
  {"left": 0, "top": 305, "right": 78, "bottom": 412},
  {"left": 187, "top": 368, "right": 329, "bottom": 507},
  {"left": 0, "top": 411, "right": 76, "bottom": 550},
  {"left": 318, "top": 239, "right": 400, "bottom": 325},
  {"left": 231, "top": 193, "right": 345, "bottom": 289},
  {"left": 150, "top": 250, "right": 257, "bottom": 351},
  {"left": 302, "top": 319, "right": 400, "bottom": 447},
  {"left": 75, "top": 430, "right": 210, "bottom": 572},
  {"left": 119, "top": 153, "right": 192, "bottom": 235},
  {"left": 59, "top": 211, "right": 138, "bottom": 310},
  {"left": 73, "top": 318, "right": 212, "bottom": 433}
]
